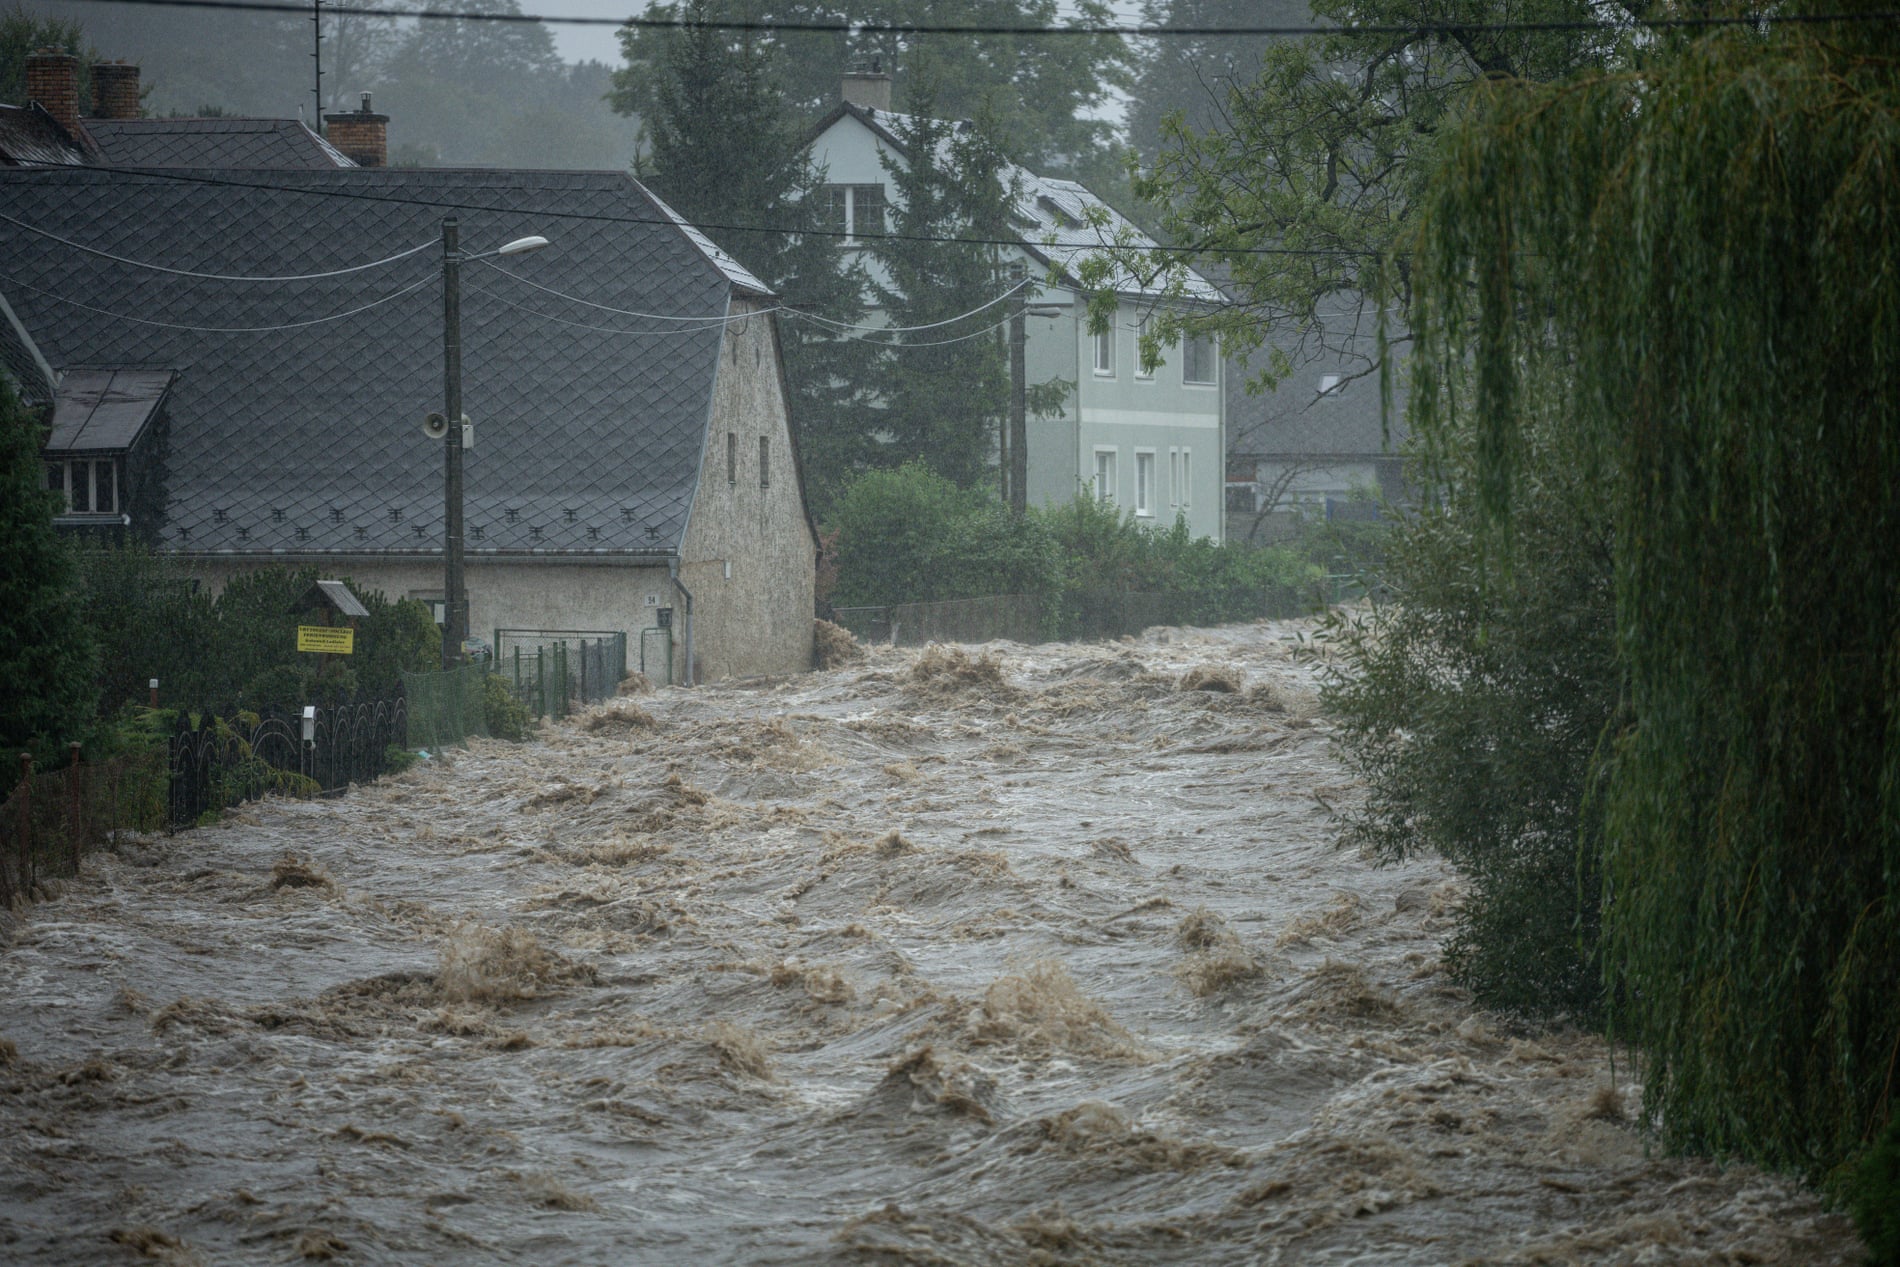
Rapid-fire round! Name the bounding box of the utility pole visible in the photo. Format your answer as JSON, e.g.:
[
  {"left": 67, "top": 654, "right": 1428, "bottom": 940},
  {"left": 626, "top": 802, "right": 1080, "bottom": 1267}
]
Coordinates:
[
  {"left": 442, "top": 216, "right": 466, "bottom": 670},
  {"left": 1008, "top": 262, "right": 1028, "bottom": 516}
]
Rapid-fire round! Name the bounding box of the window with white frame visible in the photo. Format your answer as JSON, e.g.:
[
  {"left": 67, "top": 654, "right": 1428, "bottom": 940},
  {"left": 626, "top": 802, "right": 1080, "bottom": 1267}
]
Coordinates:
[
  {"left": 819, "top": 184, "right": 887, "bottom": 242},
  {"left": 1179, "top": 448, "right": 1192, "bottom": 507},
  {"left": 1183, "top": 332, "right": 1217, "bottom": 385},
  {"left": 1093, "top": 321, "right": 1115, "bottom": 376},
  {"left": 1134, "top": 315, "right": 1154, "bottom": 380},
  {"left": 1135, "top": 450, "right": 1156, "bottom": 517},
  {"left": 1093, "top": 447, "right": 1118, "bottom": 504},
  {"left": 1169, "top": 449, "right": 1180, "bottom": 507},
  {"left": 47, "top": 458, "right": 118, "bottom": 515}
]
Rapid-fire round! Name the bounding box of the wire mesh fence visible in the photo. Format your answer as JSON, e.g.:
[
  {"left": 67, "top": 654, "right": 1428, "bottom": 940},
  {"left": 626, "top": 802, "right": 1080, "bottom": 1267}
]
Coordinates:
[
  {"left": 834, "top": 586, "right": 1318, "bottom": 648},
  {"left": 401, "top": 664, "right": 488, "bottom": 751},
  {"left": 1, "top": 748, "right": 168, "bottom": 908},
  {"left": 494, "top": 630, "right": 628, "bottom": 718}
]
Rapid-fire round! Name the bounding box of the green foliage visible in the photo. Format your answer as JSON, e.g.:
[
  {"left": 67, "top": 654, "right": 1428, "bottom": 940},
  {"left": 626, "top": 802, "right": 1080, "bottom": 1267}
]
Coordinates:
[
  {"left": 1410, "top": 15, "right": 1900, "bottom": 1176},
  {"left": 826, "top": 464, "right": 1314, "bottom": 634},
  {"left": 826, "top": 462, "right": 1061, "bottom": 612},
  {"left": 866, "top": 90, "right": 1017, "bottom": 487},
  {"left": 382, "top": 744, "right": 419, "bottom": 776},
  {"left": 1321, "top": 414, "right": 1618, "bottom": 1020},
  {"left": 1100, "top": 0, "right": 1624, "bottom": 386},
  {"left": 1843, "top": 1111, "right": 1900, "bottom": 1266},
  {"left": 0, "top": 4, "right": 91, "bottom": 110},
  {"left": 482, "top": 671, "right": 533, "bottom": 742},
  {"left": 612, "top": 0, "right": 880, "bottom": 517},
  {"left": 0, "top": 380, "right": 97, "bottom": 764},
  {"left": 613, "top": 0, "right": 1135, "bottom": 185}
]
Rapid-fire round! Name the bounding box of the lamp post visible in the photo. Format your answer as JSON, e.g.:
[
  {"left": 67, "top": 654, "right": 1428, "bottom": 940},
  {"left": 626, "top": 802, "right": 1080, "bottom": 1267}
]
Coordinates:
[{"left": 440, "top": 219, "right": 550, "bottom": 669}]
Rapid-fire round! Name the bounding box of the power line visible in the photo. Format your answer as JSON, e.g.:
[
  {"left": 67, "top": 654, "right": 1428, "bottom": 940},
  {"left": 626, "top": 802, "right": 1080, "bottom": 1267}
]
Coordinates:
[
  {"left": 476, "top": 257, "right": 766, "bottom": 325},
  {"left": 785, "top": 278, "right": 1029, "bottom": 334},
  {"left": 0, "top": 270, "right": 436, "bottom": 332},
  {"left": 467, "top": 276, "right": 786, "bottom": 334},
  {"left": 50, "top": 164, "right": 1378, "bottom": 259},
  {"left": 61, "top": 0, "right": 1900, "bottom": 38},
  {"left": 837, "top": 313, "right": 1018, "bottom": 349},
  {"left": 0, "top": 211, "right": 435, "bottom": 282}
]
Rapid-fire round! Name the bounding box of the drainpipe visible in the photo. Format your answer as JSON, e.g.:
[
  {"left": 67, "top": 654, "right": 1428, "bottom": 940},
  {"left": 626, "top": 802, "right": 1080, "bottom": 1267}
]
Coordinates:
[{"left": 668, "top": 559, "right": 696, "bottom": 687}]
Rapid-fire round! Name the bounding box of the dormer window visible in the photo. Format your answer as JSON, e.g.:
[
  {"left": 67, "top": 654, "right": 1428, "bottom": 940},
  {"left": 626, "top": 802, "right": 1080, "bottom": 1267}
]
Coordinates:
[{"left": 41, "top": 367, "right": 175, "bottom": 530}]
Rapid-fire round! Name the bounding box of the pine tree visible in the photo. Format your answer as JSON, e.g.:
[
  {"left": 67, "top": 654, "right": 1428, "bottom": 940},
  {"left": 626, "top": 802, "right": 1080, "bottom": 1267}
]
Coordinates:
[
  {"left": 865, "top": 88, "right": 1016, "bottom": 489},
  {"left": 0, "top": 381, "right": 97, "bottom": 762}
]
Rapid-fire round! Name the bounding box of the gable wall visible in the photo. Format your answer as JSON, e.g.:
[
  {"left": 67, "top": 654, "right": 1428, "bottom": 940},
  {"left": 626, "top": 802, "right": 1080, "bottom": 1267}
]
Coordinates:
[{"left": 677, "top": 303, "right": 816, "bottom": 681}]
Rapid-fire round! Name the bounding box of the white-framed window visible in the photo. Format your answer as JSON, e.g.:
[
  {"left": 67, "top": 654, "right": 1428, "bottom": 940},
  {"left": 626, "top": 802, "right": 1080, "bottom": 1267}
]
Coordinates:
[
  {"left": 47, "top": 458, "right": 118, "bottom": 515},
  {"left": 1184, "top": 332, "right": 1217, "bottom": 385},
  {"left": 1169, "top": 448, "right": 1180, "bottom": 507},
  {"left": 1135, "top": 449, "right": 1156, "bottom": 517},
  {"left": 1133, "top": 315, "right": 1154, "bottom": 381},
  {"left": 1318, "top": 373, "right": 1344, "bottom": 395},
  {"left": 1093, "top": 447, "right": 1118, "bottom": 504},
  {"left": 819, "top": 183, "right": 887, "bottom": 242},
  {"left": 1093, "top": 321, "right": 1115, "bottom": 377},
  {"left": 1179, "top": 448, "right": 1192, "bottom": 507}
]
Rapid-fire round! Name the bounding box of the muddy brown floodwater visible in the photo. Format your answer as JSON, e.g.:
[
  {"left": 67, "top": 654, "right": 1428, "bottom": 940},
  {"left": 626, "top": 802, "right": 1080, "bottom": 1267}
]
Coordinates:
[{"left": 0, "top": 622, "right": 1862, "bottom": 1265}]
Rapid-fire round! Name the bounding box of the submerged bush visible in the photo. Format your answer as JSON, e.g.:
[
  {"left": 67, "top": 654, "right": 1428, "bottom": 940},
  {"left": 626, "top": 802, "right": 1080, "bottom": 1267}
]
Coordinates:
[{"left": 483, "top": 672, "right": 532, "bottom": 742}]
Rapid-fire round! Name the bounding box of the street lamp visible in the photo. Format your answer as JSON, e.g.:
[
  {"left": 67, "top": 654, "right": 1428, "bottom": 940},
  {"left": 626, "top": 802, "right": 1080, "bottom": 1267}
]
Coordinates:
[{"left": 440, "top": 218, "right": 550, "bottom": 669}]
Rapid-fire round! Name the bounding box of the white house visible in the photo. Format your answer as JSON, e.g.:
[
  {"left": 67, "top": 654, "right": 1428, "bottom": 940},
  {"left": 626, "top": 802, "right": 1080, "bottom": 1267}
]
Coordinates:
[{"left": 806, "top": 70, "right": 1227, "bottom": 541}]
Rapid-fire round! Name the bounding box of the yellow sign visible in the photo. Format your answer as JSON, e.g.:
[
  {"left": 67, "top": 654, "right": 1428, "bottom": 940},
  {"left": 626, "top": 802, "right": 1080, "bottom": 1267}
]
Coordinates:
[{"left": 297, "top": 625, "right": 355, "bottom": 655}]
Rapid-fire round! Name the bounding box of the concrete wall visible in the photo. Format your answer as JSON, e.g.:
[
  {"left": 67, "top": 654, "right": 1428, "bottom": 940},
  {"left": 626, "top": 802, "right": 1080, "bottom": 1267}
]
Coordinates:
[{"left": 676, "top": 302, "right": 817, "bottom": 682}]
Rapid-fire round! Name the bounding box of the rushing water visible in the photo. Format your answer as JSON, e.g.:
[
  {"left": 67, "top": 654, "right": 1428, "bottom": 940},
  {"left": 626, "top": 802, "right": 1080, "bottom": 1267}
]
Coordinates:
[{"left": 0, "top": 622, "right": 1858, "bottom": 1265}]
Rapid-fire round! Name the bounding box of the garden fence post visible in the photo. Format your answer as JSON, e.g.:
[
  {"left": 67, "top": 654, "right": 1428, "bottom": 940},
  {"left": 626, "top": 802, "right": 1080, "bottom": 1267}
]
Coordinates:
[
  {"left": 18, "top": 752, "right": 34, "bottom": 896},
  {"left": 68, "top": 741, "right": 81, "bottom": 872}
]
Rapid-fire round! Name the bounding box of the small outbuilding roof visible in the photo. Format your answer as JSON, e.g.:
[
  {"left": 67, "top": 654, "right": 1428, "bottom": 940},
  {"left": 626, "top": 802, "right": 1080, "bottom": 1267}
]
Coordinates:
[{"left": 298, "top": 580, "right": 370, "bottom": 619}]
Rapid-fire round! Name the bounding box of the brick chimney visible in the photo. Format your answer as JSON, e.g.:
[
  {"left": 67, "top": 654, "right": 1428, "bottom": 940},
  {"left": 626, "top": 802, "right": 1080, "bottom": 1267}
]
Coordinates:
[
  {"left": 91, "top": 61, "right": 141, "bottom": 120},
  {"left": 841, "top": 60, "right": 892, "bottom": 113},
  {"left": 323, "top": 92, "right": 388, "bottom": 167},
  {"left": 25, "top": 48, "right": 82, "bottom": 137}
]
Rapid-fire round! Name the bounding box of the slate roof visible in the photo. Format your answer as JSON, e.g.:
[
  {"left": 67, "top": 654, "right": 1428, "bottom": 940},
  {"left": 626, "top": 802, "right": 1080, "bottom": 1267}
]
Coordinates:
[
  {"left": 0, "top": 103, "right": 95, "bottom": 167},
  {"left": 86, "top": 118, "right": 355, "bottom": 169},
  {"left": 1228, "top": 304, "right": 1410, "bottom": 462},
  {"left": 0, "top": 167, "right": 772, "bottom": 559},
  {"left": 815, "top": 103, "right": 1220, "bottom": 303}
]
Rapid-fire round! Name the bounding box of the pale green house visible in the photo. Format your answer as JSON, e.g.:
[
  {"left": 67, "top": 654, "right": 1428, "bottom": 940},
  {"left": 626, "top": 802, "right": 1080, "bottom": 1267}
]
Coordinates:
[{"left": 807, "top": 71, "right": 1227, "bottom": 542}]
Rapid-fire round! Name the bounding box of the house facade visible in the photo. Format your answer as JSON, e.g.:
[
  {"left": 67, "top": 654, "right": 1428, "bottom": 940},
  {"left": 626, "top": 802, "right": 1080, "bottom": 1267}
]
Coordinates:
[
  {"left": 0, "top": 167, "right": 817, "bottom": 684},
  {"left": 806, "top": 76, "right": 1227, "bottom": 541}
]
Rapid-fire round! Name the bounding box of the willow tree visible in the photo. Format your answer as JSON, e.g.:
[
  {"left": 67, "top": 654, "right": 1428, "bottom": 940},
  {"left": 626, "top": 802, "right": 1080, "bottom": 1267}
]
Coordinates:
[{"left": 1409, "top": 12, "right": 1900, "bottom": 1177}]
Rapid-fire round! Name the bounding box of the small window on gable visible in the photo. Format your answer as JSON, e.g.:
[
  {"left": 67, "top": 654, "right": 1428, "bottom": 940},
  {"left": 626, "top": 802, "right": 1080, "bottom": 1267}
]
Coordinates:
[
  {"left": 759, "top": 436, "right": 770, "bottom": 488},
  {"left": 849, "top": 184, "right": 886, "bottom": 240}
]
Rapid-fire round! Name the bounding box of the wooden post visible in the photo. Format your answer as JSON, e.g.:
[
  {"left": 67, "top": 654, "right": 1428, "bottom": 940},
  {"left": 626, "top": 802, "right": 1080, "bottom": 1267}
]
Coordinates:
[
  {"left": 67, "top": 741, "right": 81, "bottom": 872},
  {"left": 18, "top": 752, "right": 34, "bottom": 896}
]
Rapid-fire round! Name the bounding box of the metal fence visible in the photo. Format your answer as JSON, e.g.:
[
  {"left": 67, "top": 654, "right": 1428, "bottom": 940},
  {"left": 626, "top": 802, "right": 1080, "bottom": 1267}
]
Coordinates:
[
  {"left": 167, "top": 693, "right": 408, "bottom": 830},
  {"left": 1, "top": 748, "right": 167, "bottom": 907},
  {"left": 403, "top": 664, "right": 488, "bottom": 750},
  {"left": 494, "top": 629, "right": 628, "bottom": 718}
]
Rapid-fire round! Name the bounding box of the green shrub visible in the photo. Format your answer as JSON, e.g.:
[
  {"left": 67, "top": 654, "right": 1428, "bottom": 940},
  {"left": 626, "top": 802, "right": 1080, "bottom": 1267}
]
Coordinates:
[
  {"left": 1844, "top": 1113, "right": 1900, "bottom": 1266},
  {"left": 483, "top": 672, "right": 532, "bottom": 742},
  {"left": 382, "top": 744, "right": 419, "bottom": 776}
]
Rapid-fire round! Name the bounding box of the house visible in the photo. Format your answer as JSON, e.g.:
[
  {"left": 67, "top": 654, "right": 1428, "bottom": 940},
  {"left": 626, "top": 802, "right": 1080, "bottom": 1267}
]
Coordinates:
[
  {"left": 0, "top": 165, "right": 818, "bottom": 684},
  {"left": 1224, "top": 304, "right": 1409, "bottom": 544},
  {"left": 1, "top": 51, "right": 369, "bottom": 169},
  {"left": 806, "top": 70, "right": 1227, "bottom": 541}
]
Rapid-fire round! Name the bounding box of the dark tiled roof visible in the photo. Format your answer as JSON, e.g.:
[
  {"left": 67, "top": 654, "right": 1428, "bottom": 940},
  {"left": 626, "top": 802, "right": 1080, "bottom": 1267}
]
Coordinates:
[
  {"left": 86, "top": 118, "right": 354, "bottom": 169},
  {"left": 45, "top": 367, "right": 175, "bottom": 452},
  {"left": 1228, "top": 306, "right": 1411, "bottom": 461},
  {"left": 0, "top": 167, "right": 768, "bottom": 558},
  {"left": 0, "top": 103, "right": 95, "bottom": 167}
]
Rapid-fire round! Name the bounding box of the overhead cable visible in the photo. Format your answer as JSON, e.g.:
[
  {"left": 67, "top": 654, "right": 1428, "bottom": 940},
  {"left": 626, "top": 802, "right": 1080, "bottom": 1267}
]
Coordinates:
[
  {"left": 782, "top": 278, "right": 1029, "bottom": 334},
  {"left": 475, "top": 257, "right": 762, "bottom": 324},
  {"left": 0, "top": 211, "right": 435, "bottom": 282},
  {"left": 61, "top": 0, "right": 1900, "bottom": 38},
  {"left": 0, "top": 271, "right": 436, "bottom": 333}
]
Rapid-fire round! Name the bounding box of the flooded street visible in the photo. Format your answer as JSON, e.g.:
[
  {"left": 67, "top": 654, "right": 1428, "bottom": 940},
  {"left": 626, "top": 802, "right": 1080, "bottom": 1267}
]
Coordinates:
[{"left": 0, "top": 622, "right": 1857, "bottom": 1265}]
